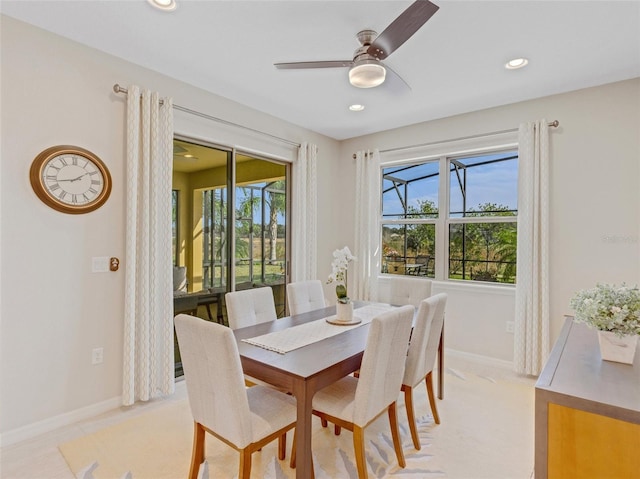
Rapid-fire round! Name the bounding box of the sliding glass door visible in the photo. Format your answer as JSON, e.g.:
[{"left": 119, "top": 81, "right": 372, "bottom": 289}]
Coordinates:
[
  {"left": 235, "top": 155, "right": 287, "bottom": 315},
  {"left": 172, "top": 138, "right": 289, "bottom": 375}
]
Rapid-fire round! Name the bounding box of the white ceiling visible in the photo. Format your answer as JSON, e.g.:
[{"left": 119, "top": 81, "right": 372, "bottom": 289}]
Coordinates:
[{"left": 2, "top": 0, "right": 639, "bottom": 140}]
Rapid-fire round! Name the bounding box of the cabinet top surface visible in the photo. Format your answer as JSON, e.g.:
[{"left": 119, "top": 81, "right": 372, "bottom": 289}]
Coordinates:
[{"left": 536, "top": 318, "right": 639, "bottom": 415}]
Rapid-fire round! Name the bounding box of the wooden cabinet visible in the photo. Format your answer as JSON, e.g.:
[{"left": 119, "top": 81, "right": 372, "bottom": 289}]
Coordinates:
[{"left": 535, "top": 317, "right": 640, "bottom": 479}]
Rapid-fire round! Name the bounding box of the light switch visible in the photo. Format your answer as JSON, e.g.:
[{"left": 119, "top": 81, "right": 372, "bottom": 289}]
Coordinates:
[{"left": 92, "top": 256, "right": 110, "bottom": 273}]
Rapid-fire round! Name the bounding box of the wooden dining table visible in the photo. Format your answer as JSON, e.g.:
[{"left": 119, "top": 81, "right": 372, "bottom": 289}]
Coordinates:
[{"left": 233, "top": 301, "right": 444, "bottom": 478}]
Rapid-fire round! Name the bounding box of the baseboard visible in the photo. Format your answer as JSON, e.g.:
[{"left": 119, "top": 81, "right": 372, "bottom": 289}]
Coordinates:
[
  {"left": 0, "top": 395, "right": 122, "bottom": 447},
  {"left": 445, "top": 347, "right": 514, "bottom": 370}
]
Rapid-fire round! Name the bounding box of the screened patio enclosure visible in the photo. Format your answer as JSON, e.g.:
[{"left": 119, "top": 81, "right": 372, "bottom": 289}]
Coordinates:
[
  {"left": 381, "top": 150, "right": 518, "bottom": 284},
  {"left": 172, "top": 138, "right": 289, "bottom": 375}
]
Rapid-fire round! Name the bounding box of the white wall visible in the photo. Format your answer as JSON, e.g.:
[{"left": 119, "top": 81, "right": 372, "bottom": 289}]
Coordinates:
[
  {"left": 341, "top": 77, "right": 640, "bottom": 359},
  {"left": 377, "top": 277, "right": 515, "bottom": 362},
  {"left": 0, "top": 16, "right": 340, "bottom": 442}
]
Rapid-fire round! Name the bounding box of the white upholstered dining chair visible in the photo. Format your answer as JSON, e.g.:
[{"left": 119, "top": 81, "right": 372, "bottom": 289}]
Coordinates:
[
  {"left": 225, "top": 286, "right": 280, "bottom": 388},
  {"left": 291, "top": 305, "right": 415, "bottom": 479},
  {"left": 225, "top": 286, "right": 277, "bottom": 329},
  {"left": 174, "top": 314, "right": 296, "bottom": 479},
  {"left": 388, "top": 276, "right": 432, "bottom": 307},
  {"left": 286, "top": 280, "right": 326, "bottom": 315},
  {"left": 402, "top": 293, "right": 447, "bottom": 450}
]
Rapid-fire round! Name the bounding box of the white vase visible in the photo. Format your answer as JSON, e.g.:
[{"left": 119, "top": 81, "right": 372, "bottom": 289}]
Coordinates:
[
  {"left": 336, "top": 301, "right": 354, "bottom": 322},
  {"left": 597, "top": 331, "right": 638, "bottom": 364}
]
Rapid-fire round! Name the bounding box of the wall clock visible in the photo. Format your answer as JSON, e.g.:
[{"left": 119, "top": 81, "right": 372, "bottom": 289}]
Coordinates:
[{"left": 29, "top": 145, "right": 112, "bottom": 214}]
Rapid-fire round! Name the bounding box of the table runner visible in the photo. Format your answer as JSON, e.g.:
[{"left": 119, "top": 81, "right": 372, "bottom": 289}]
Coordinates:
[{"left": 242, "top": 303, "right": 396, "bottom": 354}]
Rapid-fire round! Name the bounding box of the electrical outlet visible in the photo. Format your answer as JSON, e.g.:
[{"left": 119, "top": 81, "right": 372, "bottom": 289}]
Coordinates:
[
  {"left": 506, "top": 321, "right": 515, "bottom": 334},
  {"left": 92, "top": 347, "right": 104, "bottom": 365}
]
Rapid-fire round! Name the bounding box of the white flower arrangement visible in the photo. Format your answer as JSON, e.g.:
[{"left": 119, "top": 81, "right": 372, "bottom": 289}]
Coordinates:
[
  {"left": 570, "top": 283, "right": 640, "bottom": 337},
  {"left": 326, "top": 246, "right": 357, "bottom": 303}
]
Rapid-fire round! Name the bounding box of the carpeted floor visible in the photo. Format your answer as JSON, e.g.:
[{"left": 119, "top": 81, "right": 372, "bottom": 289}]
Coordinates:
[{"left": 59, "top": 367, "right": 535, "bottom": 479}]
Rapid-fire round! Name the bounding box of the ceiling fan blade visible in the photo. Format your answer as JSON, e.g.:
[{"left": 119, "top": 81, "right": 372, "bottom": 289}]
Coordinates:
[
  {"left": 385, "top": 64, "right": 412, "bottom": 92},
  {"left": 367, "top": 0, "right": 439, "bottom": 61},
  {"left": 275, "top": 60, "right": 353, "bottom": 70}
]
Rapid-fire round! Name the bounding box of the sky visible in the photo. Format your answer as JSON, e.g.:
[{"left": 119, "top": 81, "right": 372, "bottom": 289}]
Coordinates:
[{"left": 382, "top": 151, "right": 518, "bottom": 218}]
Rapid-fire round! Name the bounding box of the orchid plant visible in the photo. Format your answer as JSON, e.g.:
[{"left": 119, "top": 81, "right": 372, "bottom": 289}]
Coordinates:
[
  {"left": 327, "top": 246, "right": 357, "bottom": 304},
  {"left": 570, "top": 283, "right": 640, "bottom": 337}
]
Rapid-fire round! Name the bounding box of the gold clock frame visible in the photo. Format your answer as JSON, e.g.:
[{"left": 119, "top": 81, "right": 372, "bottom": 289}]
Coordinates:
[{"left": 29, "top": 145, "right": 112, "bottom": 214}]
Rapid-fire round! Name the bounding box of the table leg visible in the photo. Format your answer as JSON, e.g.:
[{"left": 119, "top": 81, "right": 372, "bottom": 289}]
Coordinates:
[
  {"left": 292, "top": 380, "right": 314, "bottom": 479},
  {"left": 437, "top": 326, "right": 444, "bottom": 400}
]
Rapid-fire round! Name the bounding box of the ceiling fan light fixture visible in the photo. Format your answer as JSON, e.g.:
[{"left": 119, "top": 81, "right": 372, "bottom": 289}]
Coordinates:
[
  {"left": 148, "top": 0, "right": 177, "bottom": 11},
  {"left": 349, "top": 61, "right": 386, "bottom": 88}
]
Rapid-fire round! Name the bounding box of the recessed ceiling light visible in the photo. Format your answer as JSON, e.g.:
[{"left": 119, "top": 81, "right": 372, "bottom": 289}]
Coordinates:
[
  {"left": 505, "top": 58, "right": 529, "bottom": 70},
  {"left": 349, "top": 104, "right": 365, "bottom": 112},
  {"left": 148, "top": 0, "right": 177, "bottom": 11}
]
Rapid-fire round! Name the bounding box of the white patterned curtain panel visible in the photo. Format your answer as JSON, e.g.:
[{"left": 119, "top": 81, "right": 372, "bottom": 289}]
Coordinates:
[
  {"left": 122, "top": 85, "right": 175, "bottom": 405},
  {"left": 291, "top": 142, "right": 318, "bottom": 282},
  {"left": 353, "top": 149, "right": 381, "bottom": 301},
  {"left": 514, "top": 120, "right": 550, "bottom": 376}
]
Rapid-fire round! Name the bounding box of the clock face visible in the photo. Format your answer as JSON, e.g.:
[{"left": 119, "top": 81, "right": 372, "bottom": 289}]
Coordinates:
[
  {"left": 42, "top": 153, "right": 105, "bottom": 206},
  {"left": 30, "top": 146, "right": 112, "bottom": 214}
]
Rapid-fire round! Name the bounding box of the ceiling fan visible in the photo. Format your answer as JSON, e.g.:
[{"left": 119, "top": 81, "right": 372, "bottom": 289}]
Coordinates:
[{"left": 274, "top": 0, "right": 439, "bottom": 89}]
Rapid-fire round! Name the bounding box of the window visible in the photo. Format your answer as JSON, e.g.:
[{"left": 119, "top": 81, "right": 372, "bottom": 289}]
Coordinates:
[
  {"left": 381, "top": 149, "right": 518, "bottom": 284},
  {"left": 382, "top": 161, "right": 438, "bottom": 277},
  {"left": 234, "top": 179, "right": 287, "bottom": 287},
  {"left": 202, "top": 187, "right": 227, "bottom": 289}
]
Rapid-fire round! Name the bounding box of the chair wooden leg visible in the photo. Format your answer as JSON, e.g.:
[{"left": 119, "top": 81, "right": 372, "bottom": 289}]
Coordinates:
[
  {"left": 426, "top": 371, "right": 440, "bottom": 424},
  {"left": 321, "top": 416, "right": 341, "bottom": 435},
  {"left": 239, "top": 448, "right": 252, "bottom": 479},
  {"left": 403, "top": 384, "right": 421, "bottom": 450},
  {"left": 388, "top": 402, "right": 406, "bottom": 469},
  {"left": 353, "top": 425, "right": 368, "bottom": 479},
  {"left": 189, "top": 422, "right": 206, "bottom": 479},
  {"left": 278, "top": 433, "right": 287, "bottom": 460}
]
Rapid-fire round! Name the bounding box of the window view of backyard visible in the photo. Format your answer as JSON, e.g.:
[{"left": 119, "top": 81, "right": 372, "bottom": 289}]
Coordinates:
[
  {"left": 382, "top": 150, "right": 518, "bottom": 284},
  {"left": 231, "top": 180, "right": 286, "bottom": 287},
  {"left": 201, "top": 180, "right": 286, "bottom": 289}
]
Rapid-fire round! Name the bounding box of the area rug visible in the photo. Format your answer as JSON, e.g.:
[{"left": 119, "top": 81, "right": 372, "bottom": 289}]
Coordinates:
[{"left": 59, "top": 369, "right": 534, "bottom": 479}]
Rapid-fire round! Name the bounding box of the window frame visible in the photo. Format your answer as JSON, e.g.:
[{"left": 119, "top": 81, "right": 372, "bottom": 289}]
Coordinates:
[
  {"left": 172, "top": 189, "right": 179, "bottom": 266},
  {"left": 379, "top": 132, "right": 519, "bottom": 284}
]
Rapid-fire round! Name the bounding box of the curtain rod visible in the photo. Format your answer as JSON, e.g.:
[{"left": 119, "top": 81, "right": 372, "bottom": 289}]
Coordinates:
[
  {"left": 352, "top": 120, "right": 559, "bottom": 159},
  {"left": 113, "top": 84, "right": 301, "bottom": 148}
]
